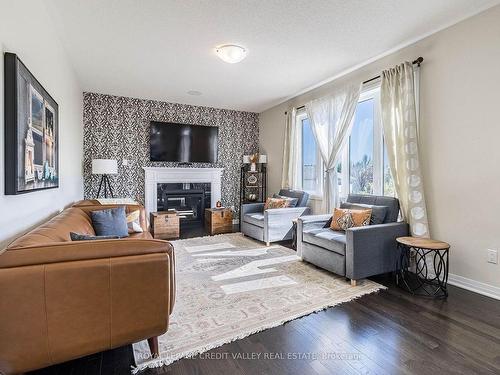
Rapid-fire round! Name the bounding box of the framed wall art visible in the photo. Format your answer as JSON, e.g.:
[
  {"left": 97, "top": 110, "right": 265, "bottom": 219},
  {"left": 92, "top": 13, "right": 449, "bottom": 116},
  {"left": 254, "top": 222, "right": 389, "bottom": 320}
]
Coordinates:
[{"left": 4, "top": 52, "right": 59, "bottom": 194}]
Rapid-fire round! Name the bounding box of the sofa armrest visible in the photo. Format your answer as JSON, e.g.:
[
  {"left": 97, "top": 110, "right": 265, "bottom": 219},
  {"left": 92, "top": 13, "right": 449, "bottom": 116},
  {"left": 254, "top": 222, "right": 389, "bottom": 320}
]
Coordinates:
[
  {"left": 0, "top": 239, "right": 173, "bottom": 268},
  {"left": 0, "top": 250, "right": 174, "bottom": 374},
  {"left": 241, "top": 203, "right": 265, "bottom": 216},
  {"left": 297, "top": 214, "right": 332, "bottom": 225},
  {"left": 345, "top": 222, "right": 409, "bottom": 279},
  {"left": 265, "top": 206, "right": 311, "bottom": 225},
  {"left": 296, "top": 214, "right": 330, "bottom": 257}
]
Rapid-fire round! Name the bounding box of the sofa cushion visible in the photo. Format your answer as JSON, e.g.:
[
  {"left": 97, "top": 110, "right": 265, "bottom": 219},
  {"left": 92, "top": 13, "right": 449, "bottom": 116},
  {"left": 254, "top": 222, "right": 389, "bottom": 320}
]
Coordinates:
[
  {"left": 127, "top": 231, "right": 154, "bottom": 240},
  {"left": 330, "top": 208, "right": 371, "bottom": 231},
  {"left": 243, "top": 213, "right": 265, "bottom": 228},
  {"left": 278, "top": 189, "right": 309, "bottom": 207},
  {"left": 347, "top": 194, "right": 400, "bottom": 223},
  {"left": 264, "top": 197, "right": 288, "bottom": 209},
  {"left": 303, "top": 228, "right": 346, "bottom": 255},
  {"left": 91, "top": 207, "right": 129, "bottom": 237},
  {"left": 70, "top": 232, "right": 119, "bottom": 241},
  {"left": 273, "top": 193, "right": 298, "bottom": 207},
  {"left": 126, "top": 209, "right": 144, "bottom": 233},
  {"left": 341, "top": 202, "right": 388, "bottom": 225}
]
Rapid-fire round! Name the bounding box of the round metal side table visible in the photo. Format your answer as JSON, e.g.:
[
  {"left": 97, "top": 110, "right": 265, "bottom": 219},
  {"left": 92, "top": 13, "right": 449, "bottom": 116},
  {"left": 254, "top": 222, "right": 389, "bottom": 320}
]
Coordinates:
[{"left": 396, "top": 236, "right": 450, "bottom": 299}]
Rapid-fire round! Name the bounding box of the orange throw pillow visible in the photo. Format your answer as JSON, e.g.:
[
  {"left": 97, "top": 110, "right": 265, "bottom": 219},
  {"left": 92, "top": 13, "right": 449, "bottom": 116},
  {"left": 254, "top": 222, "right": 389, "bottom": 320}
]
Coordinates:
[
  {"left": 264, "top": 197, "right": 288, "bottom": 209},
  {"left": 330, "top": 208, "right": 372, "bottom": 231}
]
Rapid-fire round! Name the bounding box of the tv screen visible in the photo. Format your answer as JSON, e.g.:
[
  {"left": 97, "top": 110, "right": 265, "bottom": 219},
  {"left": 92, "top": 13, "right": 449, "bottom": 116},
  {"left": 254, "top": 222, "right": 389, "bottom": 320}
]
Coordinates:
[{"left": 150, "top": 121, "right": 218, "bottom": 163}]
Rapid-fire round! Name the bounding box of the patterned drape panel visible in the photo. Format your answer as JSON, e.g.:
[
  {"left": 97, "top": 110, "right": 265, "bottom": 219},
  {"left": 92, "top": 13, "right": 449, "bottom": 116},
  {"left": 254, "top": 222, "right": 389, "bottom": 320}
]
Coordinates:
[
  {"left": 381, "top": 62, "right": 429, "bottom": 237},
  {"left": 281, "top": 108, "right": 300, "bottom": 189}
]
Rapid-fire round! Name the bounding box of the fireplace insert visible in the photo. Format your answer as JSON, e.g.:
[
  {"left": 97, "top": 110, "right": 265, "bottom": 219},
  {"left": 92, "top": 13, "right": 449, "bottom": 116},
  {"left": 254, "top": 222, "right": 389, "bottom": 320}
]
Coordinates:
[{"left": 157, "top": 183, "right": 211, "bottom": 227}]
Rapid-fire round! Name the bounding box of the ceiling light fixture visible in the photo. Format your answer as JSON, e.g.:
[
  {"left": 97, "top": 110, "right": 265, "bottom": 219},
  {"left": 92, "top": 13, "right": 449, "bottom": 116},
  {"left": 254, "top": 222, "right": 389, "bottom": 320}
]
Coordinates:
[
  {"left": 215, "top": 44, "right": 248, "bottom": 64},
  {"left": 187, "top": 90, "right": 202, "bottom": 96}
]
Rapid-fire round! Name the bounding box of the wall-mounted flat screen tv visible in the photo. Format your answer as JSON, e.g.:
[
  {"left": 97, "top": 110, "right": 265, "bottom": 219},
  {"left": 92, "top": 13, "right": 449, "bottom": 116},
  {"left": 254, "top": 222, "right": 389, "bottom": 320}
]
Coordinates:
[{"left": 150, "top": 121, "right": 218, "bottom": 163}]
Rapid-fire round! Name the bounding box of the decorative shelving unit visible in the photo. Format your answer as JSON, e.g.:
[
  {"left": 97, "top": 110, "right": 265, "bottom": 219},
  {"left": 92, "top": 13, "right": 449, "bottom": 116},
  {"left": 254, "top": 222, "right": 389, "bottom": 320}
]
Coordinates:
[{"left": 239, "top": 164, "right": 267, "bottom": 226}]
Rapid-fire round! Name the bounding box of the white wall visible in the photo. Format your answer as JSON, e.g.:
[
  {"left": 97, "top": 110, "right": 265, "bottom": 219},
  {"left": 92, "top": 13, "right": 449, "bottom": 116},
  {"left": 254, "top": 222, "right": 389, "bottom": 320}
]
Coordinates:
[
  {"left": 260, "top": 6, "right": 500, "bottom": 294},
  {"left": 0, "top": 0, "right": 83, "bottom": 248}
]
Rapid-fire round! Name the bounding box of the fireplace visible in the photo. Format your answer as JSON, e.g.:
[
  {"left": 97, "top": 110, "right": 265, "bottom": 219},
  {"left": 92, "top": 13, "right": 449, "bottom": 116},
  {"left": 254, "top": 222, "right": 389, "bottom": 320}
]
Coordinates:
[
  {"left": 157, "top": 183, "right": 211, "bottom": 227},
  {"left": 143, "top": 167, "right": 223, "bottom": 220}
]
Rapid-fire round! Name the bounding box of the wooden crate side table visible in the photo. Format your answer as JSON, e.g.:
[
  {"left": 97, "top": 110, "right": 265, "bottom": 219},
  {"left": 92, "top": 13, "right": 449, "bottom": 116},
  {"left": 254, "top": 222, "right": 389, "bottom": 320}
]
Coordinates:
[
  {"left": 150, "top": 211, "right": 180, "bottom": 239},
  {"left": 205, "top": 208, "right": 233, "bottom": 235}
]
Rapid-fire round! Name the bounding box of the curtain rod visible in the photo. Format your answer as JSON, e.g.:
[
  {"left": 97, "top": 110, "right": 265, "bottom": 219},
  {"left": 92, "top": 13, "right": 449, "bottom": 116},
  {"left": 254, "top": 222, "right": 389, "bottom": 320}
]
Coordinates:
[
  {"left": 362, "top": 56, "right": 423, "bottom": 85},
  {"left": 289, "top": 57, "right": 424, "bottom": 113}
]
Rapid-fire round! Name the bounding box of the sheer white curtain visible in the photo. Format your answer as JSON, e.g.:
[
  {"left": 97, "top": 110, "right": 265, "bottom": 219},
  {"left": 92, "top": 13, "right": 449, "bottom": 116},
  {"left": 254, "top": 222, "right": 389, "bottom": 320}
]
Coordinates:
[
  {"left": 281, "top": 108, "right": 300, "bottom": 189},
  {"left": 305, "top": 84, "right": 361, "bottom": 212},
  {"left": 381, "top": 62, "right": 429, "bottom": 237}
]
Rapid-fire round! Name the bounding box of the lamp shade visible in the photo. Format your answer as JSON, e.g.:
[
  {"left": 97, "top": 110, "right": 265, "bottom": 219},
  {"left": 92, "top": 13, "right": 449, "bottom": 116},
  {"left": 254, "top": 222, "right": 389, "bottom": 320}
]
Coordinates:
[
  {"left": 92, "top": 159, "right": 118, "bottom": 175},
  {"left": 258, "top": 154, "right": 267, "bottom": 163},
  {"left": 242, "top": 155, "right": 251, "bottom": 164}
]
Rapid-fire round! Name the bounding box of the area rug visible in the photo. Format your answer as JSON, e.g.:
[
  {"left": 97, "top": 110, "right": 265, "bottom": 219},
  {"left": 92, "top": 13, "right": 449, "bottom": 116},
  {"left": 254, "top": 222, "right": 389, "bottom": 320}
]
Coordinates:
[{"left": 132, "top": 233, "right": 385, "bottom": 373}]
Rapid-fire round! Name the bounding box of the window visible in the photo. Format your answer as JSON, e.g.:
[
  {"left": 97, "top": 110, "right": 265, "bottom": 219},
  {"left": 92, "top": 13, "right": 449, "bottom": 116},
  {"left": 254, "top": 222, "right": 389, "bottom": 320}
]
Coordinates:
[
  {"left": 294, "top": 85, "right": 395, "bottom": 200},
  {"left": 339, "top": 86, "right": 395, "bottom": 199},
  {"left": 349, "top": 98, "right": 374, "bottom": 194},
  {"left": 296, "top": 111, "right": 322, "bottom": 196}
]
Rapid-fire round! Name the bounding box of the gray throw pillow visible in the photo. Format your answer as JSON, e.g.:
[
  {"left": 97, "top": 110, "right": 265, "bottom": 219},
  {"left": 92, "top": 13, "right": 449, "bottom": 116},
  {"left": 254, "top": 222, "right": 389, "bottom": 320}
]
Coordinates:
[
  {"left": 70, "top": 232, "right": 120, "bottom": 241},
  {"left": 90, "top": 206, "right": 129, "bottom": 237},
  {"left": 340, "top": 202, "right": 388, "bottom": 225},
  {"left": 273, "top": 194, "right": 299, "bottom": 207}
]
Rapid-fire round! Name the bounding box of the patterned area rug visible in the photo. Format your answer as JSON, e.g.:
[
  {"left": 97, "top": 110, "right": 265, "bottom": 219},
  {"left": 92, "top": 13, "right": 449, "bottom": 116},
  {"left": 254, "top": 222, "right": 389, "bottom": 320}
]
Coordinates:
[{"left": 132, "top": 233, "right": 385, "bottom": 373}]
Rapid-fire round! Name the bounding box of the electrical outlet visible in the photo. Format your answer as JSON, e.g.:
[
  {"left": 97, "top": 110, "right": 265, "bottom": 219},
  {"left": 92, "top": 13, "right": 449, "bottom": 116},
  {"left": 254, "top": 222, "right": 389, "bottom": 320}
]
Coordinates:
[{"left": 487, "top": 249, "right": 498, "bottom": 264}]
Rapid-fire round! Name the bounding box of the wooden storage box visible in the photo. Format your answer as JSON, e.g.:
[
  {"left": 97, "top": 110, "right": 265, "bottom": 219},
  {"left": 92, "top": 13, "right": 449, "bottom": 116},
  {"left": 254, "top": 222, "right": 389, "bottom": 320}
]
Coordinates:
[
  {"left": 205, "top": 208, "right": 233, "bottom": 235},
  {"left": 150, "top": 211, "right": 180, "bottom": 239}
]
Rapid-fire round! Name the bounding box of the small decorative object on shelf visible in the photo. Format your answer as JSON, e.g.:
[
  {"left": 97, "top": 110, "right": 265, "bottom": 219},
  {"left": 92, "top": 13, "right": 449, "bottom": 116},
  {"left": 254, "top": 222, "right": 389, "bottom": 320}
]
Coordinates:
[
  {"left": 243, "top": 153, "right": 267, "bottom": 172},
  {"left": 247, "top": 193, "right": 257, "bottom": 201},
  {"left": 216, "top": 200, "right": 222, "bottom": 208},
  {"left": 205, "top": 208, "right": 233, "bottom": 235},
  {"left": 150, "top": 210, "right": 180, "bottom": 239},
  {"left": 396, "top": 236, "right": 450, "bottom": 299}
]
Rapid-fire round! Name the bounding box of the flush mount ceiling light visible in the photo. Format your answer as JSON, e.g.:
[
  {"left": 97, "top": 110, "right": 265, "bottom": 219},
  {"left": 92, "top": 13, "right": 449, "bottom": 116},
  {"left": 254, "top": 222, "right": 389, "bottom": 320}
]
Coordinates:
[
  {"left": 187, "top": 90, "right": 202, "bottom": 96},
  {"left": 215, "top": 44, "right": 248, "bottom": 64}
]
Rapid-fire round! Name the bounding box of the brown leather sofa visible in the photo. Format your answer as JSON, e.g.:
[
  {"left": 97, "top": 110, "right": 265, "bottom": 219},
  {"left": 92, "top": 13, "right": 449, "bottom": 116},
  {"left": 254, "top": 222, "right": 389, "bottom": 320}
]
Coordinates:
[{"left": 0, "top": 201, "right": 175, "bottom": 374}]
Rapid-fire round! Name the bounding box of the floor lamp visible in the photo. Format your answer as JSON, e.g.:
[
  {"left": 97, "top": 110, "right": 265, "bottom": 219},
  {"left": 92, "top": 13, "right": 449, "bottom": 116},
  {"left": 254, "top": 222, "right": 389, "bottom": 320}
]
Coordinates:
[{"left": 92, "top": 159, "right": 118, "bottom": 198}]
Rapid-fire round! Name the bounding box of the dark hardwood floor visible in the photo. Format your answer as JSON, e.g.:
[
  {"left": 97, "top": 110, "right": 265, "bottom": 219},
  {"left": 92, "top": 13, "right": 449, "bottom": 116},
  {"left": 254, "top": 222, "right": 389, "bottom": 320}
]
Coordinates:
[{"left": 30, "top": 227, "right": 500, "bottom": 375}]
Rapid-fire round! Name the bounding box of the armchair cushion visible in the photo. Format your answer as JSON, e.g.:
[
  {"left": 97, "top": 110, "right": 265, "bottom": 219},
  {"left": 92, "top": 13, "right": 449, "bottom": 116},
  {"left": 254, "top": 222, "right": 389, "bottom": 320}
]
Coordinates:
[
  {"left": 273, "top": 193, "right": 299, "bottom": 207},
  {"left": 264, "top": 197, "right": 288, "bottom": 209},
  {"left": 340, "top": 202, "right": 388, "bottom": 225},
  {"left": 303, "top": 228, "right": 346, "bottom": 255},
  {"left": 347, "top": 194, "right": 400, "bottom": 223},
  {"left": 243, "top": 213, "right": 265, "bottom": 228},
  {"left": 278, "top": 189, "right": 309, "bottom": 207}
]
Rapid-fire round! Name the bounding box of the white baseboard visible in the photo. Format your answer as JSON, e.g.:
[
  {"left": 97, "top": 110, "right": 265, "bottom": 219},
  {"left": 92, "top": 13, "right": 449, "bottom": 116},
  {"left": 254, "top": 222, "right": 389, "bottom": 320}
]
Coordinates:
[{"left": 448, "top": 273, "right": 500, "bottom": 300}]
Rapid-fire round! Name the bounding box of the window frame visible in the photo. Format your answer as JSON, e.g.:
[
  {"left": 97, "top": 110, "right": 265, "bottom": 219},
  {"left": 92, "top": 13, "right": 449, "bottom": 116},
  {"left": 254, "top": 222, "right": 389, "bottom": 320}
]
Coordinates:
[{"left": 296, "top": 109, "right": 323, "bottom": 198}]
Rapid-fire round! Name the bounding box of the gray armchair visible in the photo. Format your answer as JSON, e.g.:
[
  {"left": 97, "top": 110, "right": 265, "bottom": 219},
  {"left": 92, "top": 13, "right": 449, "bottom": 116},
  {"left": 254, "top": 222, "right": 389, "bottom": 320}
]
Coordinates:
[
  {"left": 241, "top": 189, "right": 310, "bottom": 245},
  {"left": 297, "top": 194, "right": 409, "bottom": 285}
]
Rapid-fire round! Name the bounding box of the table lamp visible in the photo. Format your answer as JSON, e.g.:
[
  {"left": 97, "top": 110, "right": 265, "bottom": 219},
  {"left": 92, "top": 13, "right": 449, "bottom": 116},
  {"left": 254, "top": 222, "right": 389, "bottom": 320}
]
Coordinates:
[{"left": 92, "top": 159, "right": 118, "bottom": 198}]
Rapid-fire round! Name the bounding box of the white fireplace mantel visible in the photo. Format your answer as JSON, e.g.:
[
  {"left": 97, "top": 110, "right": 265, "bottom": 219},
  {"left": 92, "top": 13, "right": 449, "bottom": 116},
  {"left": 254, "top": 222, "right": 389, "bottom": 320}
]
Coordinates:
[{"left": 143, "top": 167, "right": 224, "bottom": 215}]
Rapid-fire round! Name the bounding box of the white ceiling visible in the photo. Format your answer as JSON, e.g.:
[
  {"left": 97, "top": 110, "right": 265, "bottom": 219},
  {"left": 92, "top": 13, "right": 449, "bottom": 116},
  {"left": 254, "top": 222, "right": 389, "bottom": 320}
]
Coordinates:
[{"left": 45, "top": 0, "right": 499, "bottom": 113}]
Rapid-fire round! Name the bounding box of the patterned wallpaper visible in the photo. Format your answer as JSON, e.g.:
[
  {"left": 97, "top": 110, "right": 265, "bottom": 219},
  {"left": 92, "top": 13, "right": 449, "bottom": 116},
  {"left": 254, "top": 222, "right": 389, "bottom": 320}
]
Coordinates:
[{"left": 83, "top": 92, "right": 259, "bottom": 216}]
